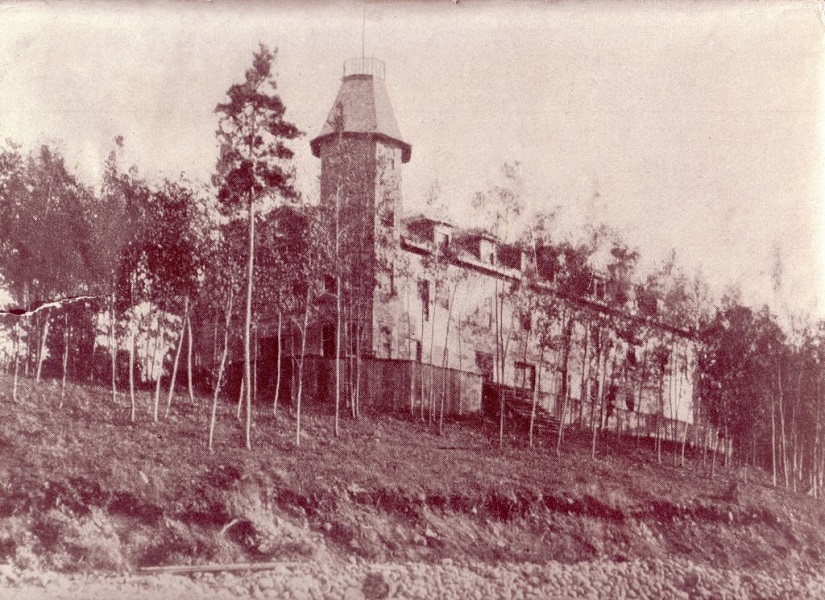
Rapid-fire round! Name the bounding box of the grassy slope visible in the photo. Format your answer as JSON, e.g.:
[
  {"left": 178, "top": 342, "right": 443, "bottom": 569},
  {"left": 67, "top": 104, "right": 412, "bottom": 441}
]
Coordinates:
[{"left": 0, "top": 373, "right": 823, "bottom": 576}]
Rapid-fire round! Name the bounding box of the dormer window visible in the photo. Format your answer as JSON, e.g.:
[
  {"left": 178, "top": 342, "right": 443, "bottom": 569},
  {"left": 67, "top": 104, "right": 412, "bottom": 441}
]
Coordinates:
[
  {"left": 595, "top": 279, "right": 605, "bottom": 300},
  {"left": 437, "top": 232, "right": 449, "bottom": 251},
  {"left": 590, "top": 275, "right": 606, "bottom": 301},
  {"left": 636, "top": 286, "right": 659, "bottom": 316},
  {"left": 477, "top": 237, "right": 496, "bottom": 264},
  {"left": 497, "top": 243, "right": 522, "bottom": 270}
]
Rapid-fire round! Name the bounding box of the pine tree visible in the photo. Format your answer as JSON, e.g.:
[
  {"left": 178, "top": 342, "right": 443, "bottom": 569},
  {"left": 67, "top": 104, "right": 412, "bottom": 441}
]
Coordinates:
[{"left": 214, "top": 44, "right": 302, "bottom": 450}]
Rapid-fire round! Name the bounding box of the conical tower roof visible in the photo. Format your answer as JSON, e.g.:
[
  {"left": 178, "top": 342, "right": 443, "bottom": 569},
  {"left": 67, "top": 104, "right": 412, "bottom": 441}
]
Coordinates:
[{"left": 311, "top": 57, "right": 411, "bottom": 163}]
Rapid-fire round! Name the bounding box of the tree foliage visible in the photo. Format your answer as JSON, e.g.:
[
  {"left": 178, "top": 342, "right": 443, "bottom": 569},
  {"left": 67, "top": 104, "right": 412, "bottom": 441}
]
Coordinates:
[
  {"left": 0, "top": 143, "right": 96, "bottom": 307},
  {"left": 214, "top": 44, "right": 301, "bottom": 213}
]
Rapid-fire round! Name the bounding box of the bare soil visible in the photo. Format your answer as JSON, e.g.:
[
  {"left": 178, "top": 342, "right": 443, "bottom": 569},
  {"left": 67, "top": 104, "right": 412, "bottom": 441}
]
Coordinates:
[{"left": 0, "top": 373, "right": 823, "bottom": 579}]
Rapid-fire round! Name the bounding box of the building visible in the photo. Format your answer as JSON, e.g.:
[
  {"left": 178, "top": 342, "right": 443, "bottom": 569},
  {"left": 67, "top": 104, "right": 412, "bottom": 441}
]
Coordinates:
[{"left": 200, "top": 57, "right": 701, "bottom": 442}]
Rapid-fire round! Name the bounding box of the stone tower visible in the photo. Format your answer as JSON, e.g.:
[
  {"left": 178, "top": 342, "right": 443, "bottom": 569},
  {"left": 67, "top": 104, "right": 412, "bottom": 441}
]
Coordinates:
[{"left": 311, "top": 57, "right": 411, "bottom": 357}]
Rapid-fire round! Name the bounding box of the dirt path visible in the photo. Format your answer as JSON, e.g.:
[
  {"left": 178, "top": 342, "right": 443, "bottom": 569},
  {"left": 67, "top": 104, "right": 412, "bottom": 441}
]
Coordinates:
[{"left": 5, "top": 557, "right": 825, "bottom": 600}]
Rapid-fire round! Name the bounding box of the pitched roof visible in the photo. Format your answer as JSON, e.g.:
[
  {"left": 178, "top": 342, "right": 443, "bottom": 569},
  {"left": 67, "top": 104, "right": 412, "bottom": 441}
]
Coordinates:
[{"left": 311, "top": 72, "right": 412, "bottom": 163}]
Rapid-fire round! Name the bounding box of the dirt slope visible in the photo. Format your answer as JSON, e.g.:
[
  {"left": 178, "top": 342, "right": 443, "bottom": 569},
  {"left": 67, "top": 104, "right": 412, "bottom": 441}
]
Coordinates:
[{"left": 0, "top": 374, "right": 823, "bottom": 580}]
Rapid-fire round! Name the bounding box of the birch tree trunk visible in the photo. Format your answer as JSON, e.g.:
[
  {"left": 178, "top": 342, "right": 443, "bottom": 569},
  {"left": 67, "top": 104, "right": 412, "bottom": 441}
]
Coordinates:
[
  {"left": 592, "top": 339, "right": 612, "bottom": 460},
  {"left": 576, "top": 322, "right": 589, "bottom": 421},
  {"left": 438, "top": 348, "right": 449, "bottom": 434},
  {"left": 497, "top": 285, "right": 505, "bottom": 448},
  {"left": 23, "top": 312, "right": 32, "bottom": 379},
  {"left": 152, "top": 319, "right": 167, "bottom": 423},
  {"left": 334, "top": 186, "right": 342, "bottom": 435},
  {"left": 428, "top": 286, "right": 438, "bottom": 423},
  {"left": 499, "top": 385, "right": 506, "bottom": 449},
  {"left": 636, "top": 337, "right": 650, "bottom": 447},
  {"left": 814, "top": 373, "right": 822, "bottom": 496},
  {"left": 354, "top": 312, "right": 364, "bottom": 420},
  {"left": 419, "top": 293, "right": 425, "bottom": 421},
  {"left": 110, "top": 295, "right": 118, "bottom": 404},
  {"left": 792, "top": 368, "right": 803, "bottom": 492},
  {"left": 456, "top": 309, "right": 463, "bottom": 415},
  {"left": 657, "top": 344, "right": 670, "bottom": 465},
  {"left": 656, "top": 377, "right": 664, "bottom": 465},
  {"left": 771, "top": 393, "right": 777, "bottom": 486},
  {"left": 145, "top": 314, "right": 157, "bottom": 386},
  {"left": 89, "top": 329, "right": 97, "bottom": 384},
  {"left": 212, "top": 308, "right": 220, "bottom": 368},
  {"left": 129, "top": 324, "right": 136, "bottom": 422},
  {"left": 165, "top": 308, "right": 187, "bottom": 417},
  {"left": 556, "top": 315, "right": 576, "bottom": 457},
  {"left": 12, "top": 324, "right": 20, "bottom": 402},
  {"left": 209, "top": 290, "right": 234, "bottom": 451},
  {"left": 529, "top": 346, "right": 545, "bottom": 448},
  {"left": 334, "top": 278, "right": 341, "bottom": 434},
  {"left": 243, "top": 193, "right": 256, "bottom": 451},
  {"left": 274, "top": 309, "right": 282, "bottom": 417},
  {"left": 438, "top": 281, "right": 460, "bottom": 435},
  {"left": 778, "top": 366, "right": 789, "bottom": 488},
  {"left": 60, "top": 313, "right": 69, "bottom": 408},
  {"left": 670, "top": 341, "right": 679, "bottom": 465},
  {"left": 186, "top": 299, "right": 194, "bottom": 403},
  {"left": 35, "top": 310, "right": 51, "bottom": 384},
  {"left": 589, "top": 332, "right": 603, "bottom": 458},
  {"left": 710, "top": 428, "right": 718, "bottom": 479},
  {"left": 565, "top": 316, "right": 578, "bottom": 423},
  {"left": 294, "top": 287, "right": 312, "bottom": 446},
  {"left": 253, "top": 324, "right": 258, "bottom": 405},
  {"left": 236, "top": 373, "right": 244, "bottom": 420}
]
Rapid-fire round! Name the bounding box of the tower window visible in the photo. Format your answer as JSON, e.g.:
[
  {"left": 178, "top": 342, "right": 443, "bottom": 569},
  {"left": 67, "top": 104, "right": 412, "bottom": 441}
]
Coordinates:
[
  {"left": 418, "top": 280, "right": 430, "bottom": 321},
  {"left": 381, "top": 326, "right": 392, "bottom": 359},
  {"left": 485, "top": 297, "right": 494, "bottom": 328},
  {"left": 381, "top": 209, "right": 395, "bottom": 228},
  {"left": 475, "top": 351, "right": 494, "bottom": 381}
]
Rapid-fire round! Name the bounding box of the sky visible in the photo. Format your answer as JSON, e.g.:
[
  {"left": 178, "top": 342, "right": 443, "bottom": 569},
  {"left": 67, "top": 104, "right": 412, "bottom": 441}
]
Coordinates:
[{"left": 0, "top": 0, "right": 822, "bottom": 321}]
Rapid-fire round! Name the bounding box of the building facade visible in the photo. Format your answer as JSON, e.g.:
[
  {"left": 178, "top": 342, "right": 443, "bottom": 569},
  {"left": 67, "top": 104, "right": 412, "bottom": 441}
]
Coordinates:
[{"left": 200, "top": 57, "right": 700, "bottom": 439}]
